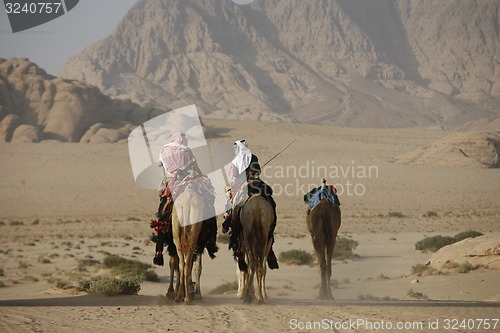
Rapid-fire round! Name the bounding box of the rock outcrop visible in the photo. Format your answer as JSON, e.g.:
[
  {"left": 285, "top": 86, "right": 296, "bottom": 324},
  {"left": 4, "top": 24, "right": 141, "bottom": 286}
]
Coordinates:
[
  {"left": 397, "top": 131, "right": 500, "bottom": 168},
  {"left": 0, "top": 58, "right": 161, "bottom": 142}
]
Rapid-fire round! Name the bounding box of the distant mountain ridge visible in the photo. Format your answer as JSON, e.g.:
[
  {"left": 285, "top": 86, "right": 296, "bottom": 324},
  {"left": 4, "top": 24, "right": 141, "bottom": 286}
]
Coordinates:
[{"left": 59, "top": 0, "right": 500, "bottom": 128}]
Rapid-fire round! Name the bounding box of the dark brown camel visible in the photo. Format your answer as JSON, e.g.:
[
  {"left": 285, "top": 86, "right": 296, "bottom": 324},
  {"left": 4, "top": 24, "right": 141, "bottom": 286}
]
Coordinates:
[
  {"left": 238, "top": 194, "right": 275, "bottom": 303},
  {"left": 306, "top": 192, "right": 341, "bottom": 300}
]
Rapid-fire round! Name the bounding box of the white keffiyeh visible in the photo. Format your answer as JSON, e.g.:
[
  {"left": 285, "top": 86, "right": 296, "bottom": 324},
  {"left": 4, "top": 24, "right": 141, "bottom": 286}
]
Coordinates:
[{"left": 232, "top": 140, "right": 252, "bottom": 174}]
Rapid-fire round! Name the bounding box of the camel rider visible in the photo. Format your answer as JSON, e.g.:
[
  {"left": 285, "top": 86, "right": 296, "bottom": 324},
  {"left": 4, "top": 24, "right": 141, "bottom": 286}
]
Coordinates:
[
  {"left": 152, "top": 132, "right": 218, "bottom": 266},
  {"left": 223, "top": 139, "right": 279, "bottom": 270}
]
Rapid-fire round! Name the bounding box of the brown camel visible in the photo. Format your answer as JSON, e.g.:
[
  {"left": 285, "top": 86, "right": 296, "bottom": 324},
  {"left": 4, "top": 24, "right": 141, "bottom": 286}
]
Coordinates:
[
  {"left": 306, "top": 193, "right": 341, "bottom": 300},
  {"left": 171, "top": 186, "right": 204, "bottom": 304},
  {"left": 238, "top": 194, "right": 275, "bottom": 303}
]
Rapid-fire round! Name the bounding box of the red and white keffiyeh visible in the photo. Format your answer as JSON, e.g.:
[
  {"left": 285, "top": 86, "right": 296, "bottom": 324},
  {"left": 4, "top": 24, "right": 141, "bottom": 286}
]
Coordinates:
[{"left": 159, "top": 132, "right": 196, "bottom": 175}]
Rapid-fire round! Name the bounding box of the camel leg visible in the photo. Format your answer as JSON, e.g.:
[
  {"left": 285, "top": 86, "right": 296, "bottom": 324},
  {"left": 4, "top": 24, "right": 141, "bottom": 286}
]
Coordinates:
[
  {"left": 183, "top": 253, "right": 194, "bottom": 304},
  {"left": 166, "top": 254, "right": 179, "bottom": 299},
  {"left": 244, "top": 254, "right": 255, "bottom": 303},
  {"left": 325, "top": 233, "right": 336, "bottom": 300},
  {"left": 262, "top": 261, "right": 268, "bottom": 301},
  {"left": 318, "top": 250, "right": 327, "bottom": 299},
  {"left": 256, "top": 260, "right": 265, "bottom": 303},
  {"left": 193, "top": 253, "right": 203, "bottom": 301},
  {"left": 311, "top": 234, "right": 327, "bottom": 299},
  {"left": 176, "top": 252, "right": 186, "bottom": 303},
  {"left": 325, "top": 249, "right": 334, "bottom": 300},
  {"left": 237, "top": 264, "right": 246, "bottom": 299}
]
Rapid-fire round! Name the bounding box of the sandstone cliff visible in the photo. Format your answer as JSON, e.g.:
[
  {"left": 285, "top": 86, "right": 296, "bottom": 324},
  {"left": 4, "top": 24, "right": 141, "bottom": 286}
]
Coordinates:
[{"left": 0, "top": 58, "right": 161, "bottom": 142}]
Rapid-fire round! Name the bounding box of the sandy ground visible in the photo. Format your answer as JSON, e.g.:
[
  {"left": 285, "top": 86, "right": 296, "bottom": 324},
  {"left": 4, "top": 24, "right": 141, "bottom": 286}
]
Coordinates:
[{"left": 1, "top": 119, "right": 499, "bottom": 332}]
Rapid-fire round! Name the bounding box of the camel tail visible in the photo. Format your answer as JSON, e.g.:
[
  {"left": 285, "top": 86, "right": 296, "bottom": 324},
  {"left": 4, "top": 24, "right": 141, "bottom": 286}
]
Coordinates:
[
  {"left": 322, "top": 213, "right": 333, "bottom": 252},
  {"left": 180, "top": 202, "right": 192, "bottom": 255},
  {"left": 249, "top": 213, "right": 266, "bottom": 270}
]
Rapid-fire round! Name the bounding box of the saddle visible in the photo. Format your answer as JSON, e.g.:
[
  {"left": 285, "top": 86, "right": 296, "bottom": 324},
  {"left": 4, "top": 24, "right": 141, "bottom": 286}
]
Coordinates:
[{"left": 304, "top": 185, "right": 340, "bottom": 210}]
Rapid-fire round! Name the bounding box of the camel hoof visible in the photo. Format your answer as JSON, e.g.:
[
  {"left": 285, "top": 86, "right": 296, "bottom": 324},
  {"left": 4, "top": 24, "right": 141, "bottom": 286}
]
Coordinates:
[
  {"left": 244, "top": 295, "right": 253, "bottom": 303},
  {"left": 166, "top": 291, "right": 176, "bottom": 300}
]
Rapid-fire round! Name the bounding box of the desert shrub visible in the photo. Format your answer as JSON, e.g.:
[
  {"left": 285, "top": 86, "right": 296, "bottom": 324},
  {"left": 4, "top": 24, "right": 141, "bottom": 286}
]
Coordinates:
[
  {"left": 407, "top": 289, "right": 429, "bottom": 300},
  {"left": 0, "top": 281, "right": 5, "bottom": 288},
  {"left": 415, "top": 235, "right": 456, "bottom": 252},
  {"left": 78, "top": 258, "right": 100, "bottom": 271},
  {"left": 388, "top": 212, "right": 405, "bottom": 218},
  {"left": 333, "top": 237, "right": 359, "bottom": 259},
  {"left": 458, "top": 261, "right": 482, "bottom": 273},
  {"left": 79, "top": 276, "right": 141, "bottom": 296},
  {"left": 358, "top": 293, "right": 377, "bottom": 301},
  {"left": 0, "top": 268, "right": 4, "bottom": 277},
  {"left": 217, "top": 233, "right": 230, "bottom": 244},
  {"left": 453, "top": 230, "right": 483, "bottom": 242},
  {"left": 415, "top": 230, "right": 483, "bottom": 252},
  {"left": 279, "top": 249, "right": 314, "bottom": 265},
  {"left": 55, "top": 279, "right": 74, "bottom": 290},
  {"left": 423, "top": 211, "right": 438, "bottom": 218},
  {"left": 209, "top": 281, "right": 238, "bottom": 295},
  {"left": 102, "top": 254, "right": 159, "bottom": 282},
  {"left": 411, "top": 263, "right": 436, "bottom": 276},
  {"left": 142, "top": 270, "right": 159, "bottom": 282}
]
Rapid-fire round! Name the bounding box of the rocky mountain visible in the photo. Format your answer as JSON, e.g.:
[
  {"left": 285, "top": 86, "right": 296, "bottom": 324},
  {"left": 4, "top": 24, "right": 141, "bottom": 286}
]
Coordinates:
[
  {"left": 58, "top": 0, "right": 500, "bottom": 128},
  {"left": 0, "top": 58, "right": 163, "bottom": 142}
]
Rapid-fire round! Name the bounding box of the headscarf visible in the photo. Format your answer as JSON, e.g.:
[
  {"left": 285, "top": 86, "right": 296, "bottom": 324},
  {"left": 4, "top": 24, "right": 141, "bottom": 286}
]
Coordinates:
[
  {"left": 232, "top": 139, "right": 252, "bottom": 174},
  {"left": 159, "top": 132, "right": 196, "bottom": 174}
]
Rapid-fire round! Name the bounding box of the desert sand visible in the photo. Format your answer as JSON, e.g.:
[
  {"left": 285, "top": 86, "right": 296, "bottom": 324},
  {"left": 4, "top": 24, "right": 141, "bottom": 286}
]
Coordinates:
[{"left": 1, "top": 119, "right": 499, "bottom": 332}]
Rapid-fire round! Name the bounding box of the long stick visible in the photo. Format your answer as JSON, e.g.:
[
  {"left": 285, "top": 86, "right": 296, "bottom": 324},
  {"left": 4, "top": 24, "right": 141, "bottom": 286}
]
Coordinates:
[{"left": 261, "top": 138, "right": 296, "bottom": 168}]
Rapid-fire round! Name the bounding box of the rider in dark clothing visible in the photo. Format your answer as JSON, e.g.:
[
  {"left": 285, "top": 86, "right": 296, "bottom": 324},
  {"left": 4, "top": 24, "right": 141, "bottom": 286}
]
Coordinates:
[{"left": 224, "top": 139, "right": 279, "bottom": 270}]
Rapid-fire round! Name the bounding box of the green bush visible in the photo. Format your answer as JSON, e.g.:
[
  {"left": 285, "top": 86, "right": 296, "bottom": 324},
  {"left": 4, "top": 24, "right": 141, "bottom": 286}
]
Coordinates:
[
  {"left": 279, "top": 249, "right": 314, "bottom": 265},
  {"left": 453, "top": 230, "right": 483, "bottom": 242},
  {"left": 415, "top": 235, "right": 455, "bottom": 252},
  {"left": 102, "top": 254, "right": 158, "bottom": 282},
  {"left": 407, "top": 289, "right": 429, "bottom": 300},
  {"left": 415, "top": 230, "right": 484, "bottom": 252},
  {"left": 411, "top": 263, "right": 433, "bottom": 276},
  {"left": 79, "top": 276, "right": 141, "bottom": 296},
  {"left": 209, "top": 281, "right": 238, "bottom": 295},
  {"left": 217, "top": 233, "right": 230, "bottom": 244},
  {"left": 458, "top": 261, "right": 481, "bottom": 273},
  {"left": 55, "top": 279, "right": 74, "bottom": 290},
  {"left": 333, "top": 237, "right": 359, "bottom": 259}
]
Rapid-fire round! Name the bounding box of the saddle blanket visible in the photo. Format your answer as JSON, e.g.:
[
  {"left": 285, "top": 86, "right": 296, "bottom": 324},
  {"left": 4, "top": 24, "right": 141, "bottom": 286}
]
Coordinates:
[{"left": 306, "top": 187, "right": 338, "bottom": 210}]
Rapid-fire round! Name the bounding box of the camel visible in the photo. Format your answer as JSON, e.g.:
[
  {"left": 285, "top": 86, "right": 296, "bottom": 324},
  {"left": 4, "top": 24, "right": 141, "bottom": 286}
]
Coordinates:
[
  {"left": 171, "top": 186, "right": 205, "bottom": 304},
  {"left": 306, "top": 187, "right": 341, "bottom": 300},
  {"left": 237, "top": 194, "right": 275, "bottom": 303}
]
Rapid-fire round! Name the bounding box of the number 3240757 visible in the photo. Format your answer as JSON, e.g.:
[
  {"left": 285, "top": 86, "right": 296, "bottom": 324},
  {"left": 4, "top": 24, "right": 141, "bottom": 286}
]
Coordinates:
[{"left": 5, "top": 2, "right": 63, "bottom": 14}]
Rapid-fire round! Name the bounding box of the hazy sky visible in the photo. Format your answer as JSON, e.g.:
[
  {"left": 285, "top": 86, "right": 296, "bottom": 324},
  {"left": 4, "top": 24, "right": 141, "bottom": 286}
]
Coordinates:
[
  {"left": 0, "top": 0, "right": 252, "bottom": 76},
  {"left": 1, "top": 0, "right": 138, "bottom": 75}
]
